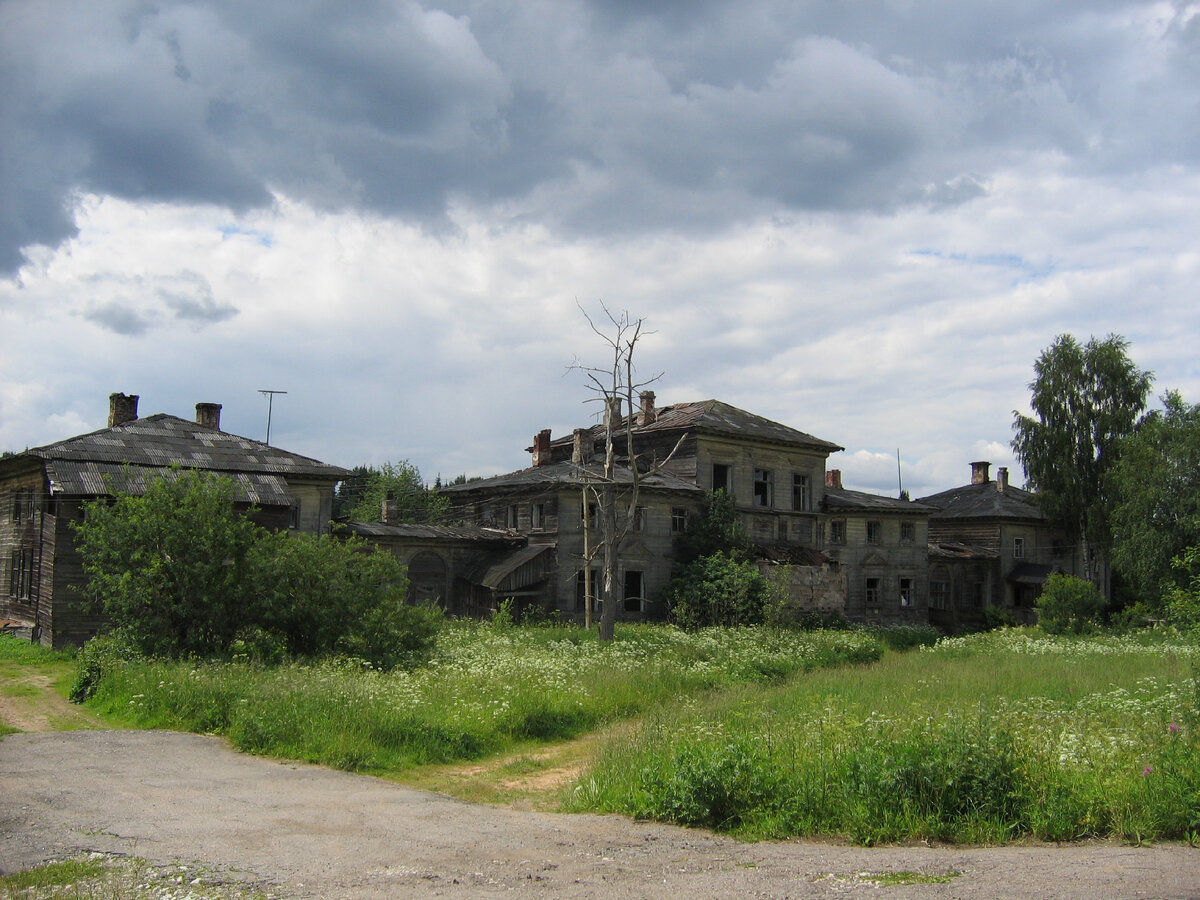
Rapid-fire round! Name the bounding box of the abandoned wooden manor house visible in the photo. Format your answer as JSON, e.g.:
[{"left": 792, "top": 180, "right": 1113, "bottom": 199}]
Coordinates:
[{"left": 2, "top": 391, "right": 1084, "bottom": 647}]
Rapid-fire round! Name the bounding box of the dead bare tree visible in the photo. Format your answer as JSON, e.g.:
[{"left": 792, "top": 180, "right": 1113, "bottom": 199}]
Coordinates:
[{"left": 572, "top": 303, "right": 680, "bottom": 641}]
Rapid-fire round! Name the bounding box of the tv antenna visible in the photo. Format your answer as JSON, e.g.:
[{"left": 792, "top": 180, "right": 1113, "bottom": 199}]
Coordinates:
[{"left": 259, "top": 390, "right": 287, "bottom": 445}]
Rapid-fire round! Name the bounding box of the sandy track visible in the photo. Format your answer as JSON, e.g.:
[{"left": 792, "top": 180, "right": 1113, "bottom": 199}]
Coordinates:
[{"left": 1, "top": 730, "right": 1197, "bottom": 899}]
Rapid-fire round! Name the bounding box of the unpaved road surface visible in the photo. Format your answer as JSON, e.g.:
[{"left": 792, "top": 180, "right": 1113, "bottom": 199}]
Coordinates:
[{"left": 1, "top": 731, "right": 1197, "bottom": 899}]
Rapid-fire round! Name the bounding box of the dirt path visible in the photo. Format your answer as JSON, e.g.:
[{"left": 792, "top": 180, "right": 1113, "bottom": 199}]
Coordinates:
[
  {"left": 0, "top": 671, "right": 102, "bottom": 733},
  {"left": 2, "top": 731, "right": 1197, "bottom": 899}
]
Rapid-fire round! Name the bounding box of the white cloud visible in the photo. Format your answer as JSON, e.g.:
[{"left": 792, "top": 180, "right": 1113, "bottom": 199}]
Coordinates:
[{"left": 2, "top": 1, "right": 1199, "bottom": 502}]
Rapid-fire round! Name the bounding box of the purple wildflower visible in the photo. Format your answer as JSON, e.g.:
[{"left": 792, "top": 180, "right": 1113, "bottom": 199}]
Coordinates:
[
  {"left": 1168, "top": 722, "right": 1180, "bottom": 734},
  {"left": 1142, "top": 765, "right": 1154, "bottom": 777}
]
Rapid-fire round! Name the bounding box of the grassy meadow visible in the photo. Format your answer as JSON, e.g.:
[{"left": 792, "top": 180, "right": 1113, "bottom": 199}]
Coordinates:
[
  {"left": 571, "top": 628, "right": 1200, "bottom": 843},
  {"left": 5, "top": 622, "right": 1197, "bottom": 846}
]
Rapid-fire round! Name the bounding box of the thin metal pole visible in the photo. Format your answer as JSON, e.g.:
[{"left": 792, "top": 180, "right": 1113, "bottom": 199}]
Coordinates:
[{"left": 259, "top": 390, "right": 287, "bottom": 444}]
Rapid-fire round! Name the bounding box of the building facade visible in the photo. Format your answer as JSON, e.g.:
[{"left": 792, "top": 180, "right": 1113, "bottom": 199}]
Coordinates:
[
  {"left": 1, "top": 393, "right": 347, "bottom": 647},
  {"left": 918, "top": 461, "right": 1083, "bottom": 630}
]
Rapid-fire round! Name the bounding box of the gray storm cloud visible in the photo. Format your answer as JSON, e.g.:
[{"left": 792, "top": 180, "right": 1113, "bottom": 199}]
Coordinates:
[{"left": 2, "top": 0, "right": 1198, "bottom": 274}]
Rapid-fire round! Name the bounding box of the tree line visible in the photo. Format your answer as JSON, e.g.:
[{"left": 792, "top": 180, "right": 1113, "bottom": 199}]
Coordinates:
[{"left": 1012, "top": 333, "right": 1200, "bottom": 627}]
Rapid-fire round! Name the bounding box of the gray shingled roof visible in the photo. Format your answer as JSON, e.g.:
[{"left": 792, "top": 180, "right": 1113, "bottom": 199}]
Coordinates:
[
  {"left": 917, "top": 482, "right": 1044, "bottom": 520},
  {"left": 44, "top": 461, "right": 298, "bottom": 506},
  {"left": 23, "top": 414, "right": 347, "bottom": 481},
  {"left": 823, "top": 487, "right": 936, "bottom": 513},
  {"left": 336, "top": 522, "right": 522, "bottom": 542},
  {"left": 440, "top": 460, "right": 704, "bottom": 494},
  {"left": 550, "top": 399, "right": 844, "bottom": 454}
]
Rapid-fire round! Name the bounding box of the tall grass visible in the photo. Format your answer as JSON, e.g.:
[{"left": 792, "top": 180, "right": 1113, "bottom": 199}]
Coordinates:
[
  {"left": 78, "top": 622, "right": 882, "bottom": 772},
  {"left": 568, "top": 628, "right": 1200, "bottom": 844}
]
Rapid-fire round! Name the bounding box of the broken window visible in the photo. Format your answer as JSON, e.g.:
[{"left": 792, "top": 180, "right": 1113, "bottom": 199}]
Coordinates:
[
  {"left": 712, "top": 463, "right": 732, "bottom": 495},
  {"left": 623, "top": 570, "right": 644, "bottom": 612},
  {"left": 899, "top": 578, "right": 913, "bottom": 607},
  {"left": 830, "top": 519, "right": 846, "bottom": 544},
  {"left": 531, "top": 503, "right": 544, "bottom": 530},
  {"left": 865, "top": 577, "right": 880, "bottom": 605},
  {"left": 671, "top": 508, "right": 688, "bottom": 533},
  {"left": 866, "top": 520, "right": 882, "bottom": 544},
  {"left": 753, "top": 469, "right": 773, "bottom": 507},
  {"left": 900, "top": 521, "right": 915, "bottom": 543},
  {"left": 1013, "top": 537, "right": 1025, "bottom": 559},
  {"left": 506, "top": 505, "right": 520, "bottom": 529}
]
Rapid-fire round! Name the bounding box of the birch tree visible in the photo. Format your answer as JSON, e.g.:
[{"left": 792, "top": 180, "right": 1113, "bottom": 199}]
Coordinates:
[{"left": 1011, "top": 333, "right": 1152, "bottom": 584}]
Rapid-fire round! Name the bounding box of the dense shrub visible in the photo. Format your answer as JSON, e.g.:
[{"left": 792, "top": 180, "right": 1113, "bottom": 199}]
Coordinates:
[
  {"left": 1166, "top": 547, "right": 1200, "bottom": 633},
  {"left": 1036, "top": 574, "right": 1107, "bottom": 634},
  {"left": 74, "top": 468, "right": 442, "bottom": 668},
  {"left": 665, "top": 553, "right": 783, "bottom": 629}
]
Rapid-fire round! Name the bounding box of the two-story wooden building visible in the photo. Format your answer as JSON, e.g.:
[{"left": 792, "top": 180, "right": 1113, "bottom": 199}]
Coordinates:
[
  {"left": 1, "top": 393, "right": 347, "bottom": 648},
  {"left": 438, "top": 394, "right": 845, "bottom": 623},
  {"left": 822, "top": 469, "right": 936, "bottom": 625}
]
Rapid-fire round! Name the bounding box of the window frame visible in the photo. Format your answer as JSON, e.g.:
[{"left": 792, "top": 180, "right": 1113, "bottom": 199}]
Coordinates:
[
  {"left": 791, "top": 473, "right": 811, "bottom": 511},
  {"left": 753, "top": 468, "right": 774, "bottom": 508},
  {"left": 866, "top": 520, "right": 882, "bottom": 544},
  {"left": 865, "top": 577, "right": 881, "bottom": 605},
  {"left": 830, "top": 519, "right": 846, "bottom": 545}
]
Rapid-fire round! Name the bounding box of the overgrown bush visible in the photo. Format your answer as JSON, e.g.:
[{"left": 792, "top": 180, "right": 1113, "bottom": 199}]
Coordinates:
[
  {"left": 74, "top": 467, "right": 442, "bottom": 669},
  {"left": 1166, "top": 547, "right": 1200, "bottom": 633},
  {"left": 1036, "top": 574, "right": 1106, "bottom": 634},
  {"left": 665, "top": 553, "right": 783, "bottom": 628},
  {"left": 70, "top": 629, "right": 141, "bottom": 702}
]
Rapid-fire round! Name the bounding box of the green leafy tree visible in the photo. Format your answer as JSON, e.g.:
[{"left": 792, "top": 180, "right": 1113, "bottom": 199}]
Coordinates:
[
  {"left": 245, "top": 531, "right": 440, "bottom": 668},
  {"left": 664, "top": 553, "right": 782, "bottom": 629},
  {"left": 676, "top": 490, "right": 748, "bottom": 565},
  {"left": 1036, "top": 574, "right": 1107, "bottom": 634},
  {"left": 336, "top": 461, "right": 448, "bottom": 524},
  {"left": 1165, "top": 547, "right": 1200, "bottom": 632},
  {"left": 75, "top": 468, "right": 442, "bottom": 667},
  {"left": 1106, "top": 392, "right": 1200, "bottom": 606},
  {"left": 664, "top": 491, "right": 779, "bottom": 628},
  {"left": 1011, "top": 334, "right": 1152, "bottom": 583},
  {"left": 74, "top": 469, "right": 264, "bottom": 657}
]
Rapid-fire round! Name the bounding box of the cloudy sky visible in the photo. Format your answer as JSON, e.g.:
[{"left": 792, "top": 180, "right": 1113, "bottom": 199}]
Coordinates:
[{"left": 3, "top": 1, "right": 1199, "bottom": 499}]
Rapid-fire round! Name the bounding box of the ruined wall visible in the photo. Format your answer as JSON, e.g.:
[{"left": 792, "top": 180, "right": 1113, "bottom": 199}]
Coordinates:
[{"left": 761, "top": 562, "right": 846, "bottom": 618}]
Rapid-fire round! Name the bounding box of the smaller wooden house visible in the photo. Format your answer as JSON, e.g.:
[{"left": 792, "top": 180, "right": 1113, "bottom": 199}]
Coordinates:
[
  {"left": 1, "top": 393, "right": 347, "bottom": 648},
  {"left": 918, "top": 461, "right": 1081, "bottom": 630}
]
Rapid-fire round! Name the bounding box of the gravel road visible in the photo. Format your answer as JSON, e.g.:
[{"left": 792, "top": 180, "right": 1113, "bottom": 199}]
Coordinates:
[{"left": 1, "top": 730, "right": 1197, "bottom": 899}]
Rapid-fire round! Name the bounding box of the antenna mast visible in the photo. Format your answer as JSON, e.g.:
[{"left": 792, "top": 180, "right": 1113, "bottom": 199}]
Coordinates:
[{"left": 259, "top": 390, "right": 287, "bottom": 445}]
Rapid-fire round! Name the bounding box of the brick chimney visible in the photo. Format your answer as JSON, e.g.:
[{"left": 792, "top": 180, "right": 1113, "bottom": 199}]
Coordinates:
[
  {"left": 572, "top": 427, "right": 594, "bottom": 465},
  {"left": 639, "top": 390, "right": 657, "bottom": 426},
  {"left": 195, "top": 402, "right": 222, "bottom": 430},
  {"left": 532, "top": 429, "right": 552, "bottom": 467},
  {"left": 381, "top": 491, "right": 398, "bottom": 526},
  {"left": 825, "top": 469, "right": 843, "bottom": 490},
  {"left": 108, "top": 392, "right": 139, "bottom": 428},
  {"left": 971, "top": 461, "right": 991, "bottom": 485},
  {"left": 996, "top": 466, "right": 1009, "bottom": 492}
]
